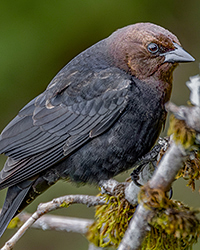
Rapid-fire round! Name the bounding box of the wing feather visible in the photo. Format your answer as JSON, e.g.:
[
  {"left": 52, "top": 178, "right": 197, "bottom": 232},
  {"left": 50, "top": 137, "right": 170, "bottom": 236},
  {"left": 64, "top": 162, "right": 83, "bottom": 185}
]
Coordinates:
[{"left": 0, "top": 67, "right": 131, "bottom": 188}]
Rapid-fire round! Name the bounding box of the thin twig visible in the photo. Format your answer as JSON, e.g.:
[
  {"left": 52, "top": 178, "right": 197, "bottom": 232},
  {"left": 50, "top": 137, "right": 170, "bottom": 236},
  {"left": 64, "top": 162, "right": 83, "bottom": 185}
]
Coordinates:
[
  {"left": 1, "top": 195, "right": 105, "bottom": 250},
  {"left": 17, "top": 212, "right": 93, "bottom": 234}
]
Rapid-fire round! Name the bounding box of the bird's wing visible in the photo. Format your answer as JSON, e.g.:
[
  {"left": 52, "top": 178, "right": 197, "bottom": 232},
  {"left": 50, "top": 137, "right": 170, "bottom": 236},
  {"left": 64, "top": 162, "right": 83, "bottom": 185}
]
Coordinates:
[{"left": 0, "top": 67, "right": 131, "bottom": 188}]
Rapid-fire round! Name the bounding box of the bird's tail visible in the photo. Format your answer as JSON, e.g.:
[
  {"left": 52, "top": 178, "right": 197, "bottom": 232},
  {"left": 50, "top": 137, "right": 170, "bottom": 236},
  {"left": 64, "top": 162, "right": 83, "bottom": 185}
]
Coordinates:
[
  {"left": 0, "top": 181, "right": 32, "bottom": 238},
  {"left": 0, "top": 170, "right": 60, "bottom": 238}
]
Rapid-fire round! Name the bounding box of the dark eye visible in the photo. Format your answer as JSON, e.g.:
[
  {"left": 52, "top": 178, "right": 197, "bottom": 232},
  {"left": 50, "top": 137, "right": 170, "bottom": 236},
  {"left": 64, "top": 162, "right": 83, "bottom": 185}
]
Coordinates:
[{"left": 147, "top": 43, "right": 159, "bottom": 54}]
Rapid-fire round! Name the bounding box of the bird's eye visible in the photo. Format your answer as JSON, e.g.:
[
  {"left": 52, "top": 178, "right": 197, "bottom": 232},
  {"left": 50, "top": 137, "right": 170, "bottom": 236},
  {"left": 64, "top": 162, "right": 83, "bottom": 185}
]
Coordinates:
[{"left": 147, "top": 43, "right": 159, "bottom": 54}]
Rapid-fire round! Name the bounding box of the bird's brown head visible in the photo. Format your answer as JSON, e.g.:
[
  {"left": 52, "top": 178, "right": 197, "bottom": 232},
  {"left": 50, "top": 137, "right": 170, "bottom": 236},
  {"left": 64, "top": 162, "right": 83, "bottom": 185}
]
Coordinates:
[{"left": 107, "top": 23, "right": 194, "bottom": 101}]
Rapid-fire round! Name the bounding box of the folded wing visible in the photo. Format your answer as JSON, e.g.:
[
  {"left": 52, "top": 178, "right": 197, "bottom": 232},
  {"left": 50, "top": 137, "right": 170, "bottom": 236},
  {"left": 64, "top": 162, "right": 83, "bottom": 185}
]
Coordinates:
[{"left": 0, "top": 67, "right": 131, "bottom": 189}]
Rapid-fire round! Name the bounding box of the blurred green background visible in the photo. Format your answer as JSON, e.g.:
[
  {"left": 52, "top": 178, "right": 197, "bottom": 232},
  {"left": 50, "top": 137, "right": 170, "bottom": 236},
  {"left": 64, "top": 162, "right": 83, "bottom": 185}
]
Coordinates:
[{"left": 0, "top": 0, "right": 200, "bottom": 249}]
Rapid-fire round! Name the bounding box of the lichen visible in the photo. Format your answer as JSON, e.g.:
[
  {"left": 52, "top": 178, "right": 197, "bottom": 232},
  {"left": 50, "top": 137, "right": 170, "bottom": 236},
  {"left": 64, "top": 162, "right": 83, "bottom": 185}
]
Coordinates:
[
  {"left": 7, "top": 216, "right": 21, "bottom": 229},
  {"left": 59, "top": 201, "right": 70, "bottom": 208}
]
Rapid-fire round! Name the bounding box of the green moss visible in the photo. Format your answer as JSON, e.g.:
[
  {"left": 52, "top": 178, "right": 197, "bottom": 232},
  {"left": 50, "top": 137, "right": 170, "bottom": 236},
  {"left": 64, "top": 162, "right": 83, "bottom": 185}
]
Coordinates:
[
  {"left": 167, "top": 114, "right": 200, "bottom": 191},
  {"left": 143, "top": 200, "right": 200, "bottom": 250},
  {"left": 87, "top": 192, "right": 136, "bottom": 248},
  {"left": 87, "top": 191, "right": 200, "bottom": 249},
  {"left": 168, "top": 114, "right": 196, "bottom": 149},
  {"left": 176, "top": 151, "right": 200, "bottom": 191}
]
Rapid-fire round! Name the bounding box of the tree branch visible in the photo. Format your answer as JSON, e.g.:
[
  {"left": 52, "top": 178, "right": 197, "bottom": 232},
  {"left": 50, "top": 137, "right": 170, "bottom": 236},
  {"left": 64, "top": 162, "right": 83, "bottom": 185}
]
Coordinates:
[
  {"left": 118, "top": 141, "right": 186, "bottom": 250},
  {"left": 166, "top": 102, "right": 200, "bottom": 133}
]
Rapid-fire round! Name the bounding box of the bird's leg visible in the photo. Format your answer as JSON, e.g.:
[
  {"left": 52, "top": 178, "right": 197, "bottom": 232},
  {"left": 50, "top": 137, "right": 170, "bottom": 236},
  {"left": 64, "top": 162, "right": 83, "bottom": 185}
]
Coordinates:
[
  {"left": 99, "top": 179, "right": 122, "bottom": 195},
  {"left": 131, "top": 164, "right": 145, "bottom": 187},
  {"left": 131, "top": 138, "right": 173, "bottom": 199},
  {"left": 131, "top": 144, "right": 163, "bottom": 187}
]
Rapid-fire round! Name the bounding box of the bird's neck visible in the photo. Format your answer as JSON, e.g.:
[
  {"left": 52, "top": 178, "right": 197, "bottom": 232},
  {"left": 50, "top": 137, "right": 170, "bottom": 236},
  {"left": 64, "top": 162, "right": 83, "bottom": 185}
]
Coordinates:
[
  {"left": 143, "top": 75, "right": 173, "bottom": 105},
  {"left": 143, "top": 63, "right": 177, "bottom": 104}
]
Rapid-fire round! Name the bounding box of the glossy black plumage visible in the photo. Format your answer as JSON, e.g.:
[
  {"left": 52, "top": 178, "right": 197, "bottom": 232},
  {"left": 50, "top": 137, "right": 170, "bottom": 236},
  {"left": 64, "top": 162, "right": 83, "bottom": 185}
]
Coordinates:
[{"left": 0, "top": 23, "right": 194, "bottom": 238}]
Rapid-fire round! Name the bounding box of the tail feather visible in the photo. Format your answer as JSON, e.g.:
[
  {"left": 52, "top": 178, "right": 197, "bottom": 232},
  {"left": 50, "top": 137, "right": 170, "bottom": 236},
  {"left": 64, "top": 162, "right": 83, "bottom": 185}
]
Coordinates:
[
  {"left": 0, "top": 183, "right": 32, "bottom": 238},
  {"left": 0, "top": 168, "right": 61, "bottom": 238}
]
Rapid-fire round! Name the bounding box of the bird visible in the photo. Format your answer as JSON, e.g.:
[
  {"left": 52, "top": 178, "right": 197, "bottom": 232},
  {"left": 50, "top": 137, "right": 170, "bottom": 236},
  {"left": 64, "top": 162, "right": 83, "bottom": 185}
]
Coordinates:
[{"left": 0, "top": 22, "right": 194, "bottom": 238}]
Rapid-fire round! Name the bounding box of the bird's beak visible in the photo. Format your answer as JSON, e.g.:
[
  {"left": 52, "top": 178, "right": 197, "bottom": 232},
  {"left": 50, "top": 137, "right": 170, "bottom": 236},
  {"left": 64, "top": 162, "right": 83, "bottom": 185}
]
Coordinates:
[{"left": 161, "top": 42, "right": 195, "bottom": 63}]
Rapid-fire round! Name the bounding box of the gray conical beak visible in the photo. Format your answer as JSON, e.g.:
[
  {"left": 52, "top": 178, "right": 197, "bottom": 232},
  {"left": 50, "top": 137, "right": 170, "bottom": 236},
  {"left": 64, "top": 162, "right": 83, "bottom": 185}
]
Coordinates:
[{"left": 161, "top": 42, "right": 195, "bottom": 63}]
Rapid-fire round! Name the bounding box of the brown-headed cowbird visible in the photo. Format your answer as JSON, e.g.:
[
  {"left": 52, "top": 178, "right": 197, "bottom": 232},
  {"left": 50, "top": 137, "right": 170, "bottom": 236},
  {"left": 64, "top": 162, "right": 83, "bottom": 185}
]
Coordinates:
[{"left": 0, "top": 23, "right": 194, "bottom": 237}]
